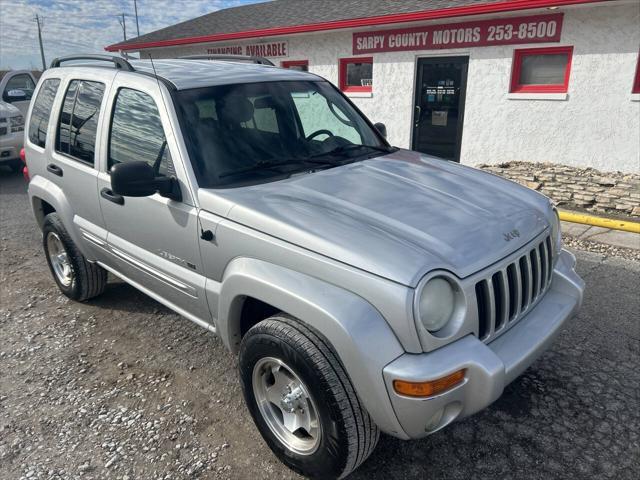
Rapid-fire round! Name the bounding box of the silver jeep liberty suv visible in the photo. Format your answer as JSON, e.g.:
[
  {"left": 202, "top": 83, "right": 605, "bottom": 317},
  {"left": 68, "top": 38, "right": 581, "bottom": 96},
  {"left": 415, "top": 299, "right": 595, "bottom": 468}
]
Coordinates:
[{"left": 24, "top": 54, "right": 584, "bottom": 479}]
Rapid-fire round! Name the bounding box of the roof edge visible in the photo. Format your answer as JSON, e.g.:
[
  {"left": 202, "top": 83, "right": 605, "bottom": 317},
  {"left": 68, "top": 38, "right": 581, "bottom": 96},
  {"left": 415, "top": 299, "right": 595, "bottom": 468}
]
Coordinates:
[{"left": 105, "top": 0, "right": 607, "bottom": 52}]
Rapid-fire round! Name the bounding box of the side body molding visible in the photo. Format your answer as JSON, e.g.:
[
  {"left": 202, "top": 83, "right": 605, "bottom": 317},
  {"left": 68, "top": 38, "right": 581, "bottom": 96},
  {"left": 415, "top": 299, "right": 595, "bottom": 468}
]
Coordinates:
[{"left": 216, "top": 257, "right": 408, "bottom": 437}]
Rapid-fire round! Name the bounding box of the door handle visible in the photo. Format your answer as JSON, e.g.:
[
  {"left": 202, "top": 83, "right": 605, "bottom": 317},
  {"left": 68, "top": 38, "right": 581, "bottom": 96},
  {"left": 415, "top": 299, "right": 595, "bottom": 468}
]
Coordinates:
[
  {"left": 414, "top": 105, "right": 421, "bottom": 126},
  {"left": 47, "top": 163, "right": 63, "bottom": 177},
  {"left": 100, "top": 187, "right": 125, "bottom": 205}
]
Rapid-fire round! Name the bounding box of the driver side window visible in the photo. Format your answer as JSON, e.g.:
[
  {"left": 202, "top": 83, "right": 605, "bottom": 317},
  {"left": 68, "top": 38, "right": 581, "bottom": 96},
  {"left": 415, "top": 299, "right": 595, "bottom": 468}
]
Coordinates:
[
  {"left": 109, "top": 88, "right": 172, "bottom": 177},
  {"left": 292, "top": 90, "right": 361, "bottom": 144}
]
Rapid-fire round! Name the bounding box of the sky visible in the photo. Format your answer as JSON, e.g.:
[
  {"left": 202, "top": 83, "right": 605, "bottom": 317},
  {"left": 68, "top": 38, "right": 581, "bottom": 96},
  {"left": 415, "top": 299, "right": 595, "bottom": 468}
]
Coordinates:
[{"left": 0, "top": 0, "right": 267, "bottom": 70}]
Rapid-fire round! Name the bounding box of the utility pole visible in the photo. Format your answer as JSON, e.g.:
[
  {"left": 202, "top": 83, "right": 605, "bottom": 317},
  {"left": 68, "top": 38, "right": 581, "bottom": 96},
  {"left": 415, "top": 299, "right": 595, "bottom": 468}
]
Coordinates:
[
  {"left": 133, "top": 0, "right": 140, "bottom": 37},
  {"left": 34, "top": 14, "right": 46, "bottom": 71},
  {"left": 117, "top": 13, "right": 127, "bottom": 41}
]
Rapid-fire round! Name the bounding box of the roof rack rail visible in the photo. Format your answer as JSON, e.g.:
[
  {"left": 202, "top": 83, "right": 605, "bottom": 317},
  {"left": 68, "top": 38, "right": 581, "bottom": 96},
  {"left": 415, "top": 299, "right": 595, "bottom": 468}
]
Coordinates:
[
  {"left": 179, "top": 54, "right": 274, "bottom": 66},
  {"left": 50, "top": 54, "right": 134, "bottom": 71}
]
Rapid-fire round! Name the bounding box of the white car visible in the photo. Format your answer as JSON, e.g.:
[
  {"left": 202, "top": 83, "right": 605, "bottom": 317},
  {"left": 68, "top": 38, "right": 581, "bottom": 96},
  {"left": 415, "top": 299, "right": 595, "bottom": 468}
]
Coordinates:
[
  {"left": 0, "top": 100, "right": 25, "bottom": 172},
  {"left": 0, "top": 70, "right": 38, "bottom": 116}
]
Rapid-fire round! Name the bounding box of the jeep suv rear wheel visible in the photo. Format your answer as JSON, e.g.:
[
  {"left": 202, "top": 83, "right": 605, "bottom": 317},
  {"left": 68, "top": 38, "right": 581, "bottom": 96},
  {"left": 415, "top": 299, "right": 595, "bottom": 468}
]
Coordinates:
[
  {"left": 43, "top": 213, "right": 107, "bottom": 301},
  {"left": 239, "top": 314, "right": 379, "bottom": 479}
]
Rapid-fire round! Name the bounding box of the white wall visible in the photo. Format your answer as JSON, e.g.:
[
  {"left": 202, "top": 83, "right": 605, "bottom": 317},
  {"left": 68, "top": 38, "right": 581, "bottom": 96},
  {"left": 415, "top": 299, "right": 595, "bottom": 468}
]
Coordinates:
[{"left": 142, "top": 2, "right": 640, "bottom": 173}]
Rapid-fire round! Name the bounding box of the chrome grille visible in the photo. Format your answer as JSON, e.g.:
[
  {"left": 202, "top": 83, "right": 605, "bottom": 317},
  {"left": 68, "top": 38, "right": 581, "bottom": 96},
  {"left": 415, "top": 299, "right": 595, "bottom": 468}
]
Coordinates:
[{"left": 476, "top": 236, "right": 554, "bottom": 342}]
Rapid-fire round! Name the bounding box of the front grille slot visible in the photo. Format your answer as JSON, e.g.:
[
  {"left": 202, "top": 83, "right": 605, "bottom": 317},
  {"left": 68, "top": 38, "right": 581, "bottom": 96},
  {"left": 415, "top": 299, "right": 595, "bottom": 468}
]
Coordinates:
[
  {"left": 519, "top": 256, "right": 530, "bottom": 310},
  {"left": 475, "top": 281, "right": 490, "bottom": 340},
  {"left": 475, "top": 235, "right": 553, "bottom": 343},
  {"left": 506, "top": 264, "right": 519, "bottom": 321}
]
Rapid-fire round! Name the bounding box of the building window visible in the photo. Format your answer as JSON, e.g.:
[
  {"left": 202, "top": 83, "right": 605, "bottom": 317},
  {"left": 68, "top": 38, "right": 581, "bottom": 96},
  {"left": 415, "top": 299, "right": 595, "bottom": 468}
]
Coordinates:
[
  {"left": 510, "top": 46, "right": 573, "bottom": 93},
  {"left": 281, "top": 60, "right": 308, "bottom": 72},
  {"left": 339, "top": 57, "right": 373, "bottom": 93},
  {"left": 633, "top": 54, "right": 640, "bottom": 94}
]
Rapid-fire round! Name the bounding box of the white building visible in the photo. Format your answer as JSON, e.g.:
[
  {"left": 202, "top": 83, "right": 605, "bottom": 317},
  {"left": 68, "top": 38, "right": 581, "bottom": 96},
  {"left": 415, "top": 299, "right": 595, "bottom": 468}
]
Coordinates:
[{"left": 107, "top": 0, "right": 640, "bottom": 173}]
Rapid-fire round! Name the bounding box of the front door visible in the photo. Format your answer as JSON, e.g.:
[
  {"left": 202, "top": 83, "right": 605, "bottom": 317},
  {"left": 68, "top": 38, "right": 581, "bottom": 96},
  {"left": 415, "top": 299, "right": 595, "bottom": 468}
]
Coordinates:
[
  {"left": 97, "top": 81, "right": 211, "bottom": 325},
  {"left": 412, "top": 56, "right": 469, "bottom": 162}
]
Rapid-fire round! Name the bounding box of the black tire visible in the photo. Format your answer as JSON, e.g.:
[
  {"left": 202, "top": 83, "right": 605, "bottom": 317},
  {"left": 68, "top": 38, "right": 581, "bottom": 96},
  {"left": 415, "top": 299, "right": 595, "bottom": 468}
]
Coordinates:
[
  {"left": 239, "top": 314, "right": 379, "bottom": 479},
  {"left": 42, "top": 212, "right": 107, "bottom": 301},
  {"left": 8, "top": 159, "right": 23, "bottom": 173}
]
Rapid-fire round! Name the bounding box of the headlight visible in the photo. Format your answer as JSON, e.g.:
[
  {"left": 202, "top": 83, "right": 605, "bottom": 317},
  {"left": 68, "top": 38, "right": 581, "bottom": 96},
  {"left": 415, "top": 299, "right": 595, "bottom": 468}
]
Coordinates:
[
  {"left": 417, "top": 275, "right": 462, "bottom": 334},
  {"left": 550, "top": 207, "right": 562, "bottom": 257},
  {"left": 10, "top": 115, "right": 24, "bottom": 133}
]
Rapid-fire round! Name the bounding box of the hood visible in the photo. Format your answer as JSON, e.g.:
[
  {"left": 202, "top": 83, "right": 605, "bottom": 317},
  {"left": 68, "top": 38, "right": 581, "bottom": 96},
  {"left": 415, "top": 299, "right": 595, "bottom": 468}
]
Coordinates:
[
  {"left": 0, "top": 100, "right": 21, "bottom": 117},
  {"left": 200, "top": 150, "right": 552, "bottom": 286}
]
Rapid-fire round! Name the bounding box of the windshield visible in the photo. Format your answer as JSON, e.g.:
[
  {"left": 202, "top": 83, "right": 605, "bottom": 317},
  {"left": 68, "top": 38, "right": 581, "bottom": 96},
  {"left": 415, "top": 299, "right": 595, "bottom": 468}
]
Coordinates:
[{"left": 175, "top": 80, "right": 392, "bottom": 188}]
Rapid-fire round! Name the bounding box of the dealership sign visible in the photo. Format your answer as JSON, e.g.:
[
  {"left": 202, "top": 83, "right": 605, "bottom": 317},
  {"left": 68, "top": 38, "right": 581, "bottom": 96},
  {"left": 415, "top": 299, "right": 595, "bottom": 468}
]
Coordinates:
[
  {"left": 353, "top": 13, "right": 563, "bottom": 54},
  {"left": 207, "top": 40, "right": 288, "bottom": 58}
]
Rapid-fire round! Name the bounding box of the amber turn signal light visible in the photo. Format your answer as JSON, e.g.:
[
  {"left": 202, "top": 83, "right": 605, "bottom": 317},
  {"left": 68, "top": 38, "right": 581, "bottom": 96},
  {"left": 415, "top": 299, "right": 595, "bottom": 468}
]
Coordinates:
[{"left": 393, "top": 369, "right": 466, "bottom": 398}]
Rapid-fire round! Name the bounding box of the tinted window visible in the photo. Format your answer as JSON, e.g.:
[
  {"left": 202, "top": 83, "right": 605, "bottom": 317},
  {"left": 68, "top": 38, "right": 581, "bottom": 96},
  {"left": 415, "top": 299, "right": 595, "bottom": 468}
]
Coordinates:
[
  {"left": 109, "top": 88, "right": 171, "bottom": 177},
  {"left": 56, "top": 80, "right": 105, "bottom": 164},
  {"left": 28, "top": 78, "right": 60, "bottom": 148},
  {"left": 176, "top": 80, "right": 388, "bottom": 188},
  {"left": 4, "top": 73, "right": 36, "bottom": 100}
]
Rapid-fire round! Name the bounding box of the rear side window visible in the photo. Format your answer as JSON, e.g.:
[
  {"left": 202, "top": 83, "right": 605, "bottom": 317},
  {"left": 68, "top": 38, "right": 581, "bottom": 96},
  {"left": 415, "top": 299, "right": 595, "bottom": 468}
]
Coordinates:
[
  {"left": 28, "top": 78, "right": 60, "bottom": 148},
  {"left": 56, "top": 80, "right": 105, "bottom": 165},
  {"left": 108, "top": 88, "right": 172, "bottom": 177}
]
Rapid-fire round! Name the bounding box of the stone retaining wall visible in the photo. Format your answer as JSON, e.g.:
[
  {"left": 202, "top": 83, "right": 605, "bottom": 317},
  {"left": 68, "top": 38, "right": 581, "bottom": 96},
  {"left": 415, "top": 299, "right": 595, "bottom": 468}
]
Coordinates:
[{"left": 480, "top": 162, "right": 640, "bottom": 218}]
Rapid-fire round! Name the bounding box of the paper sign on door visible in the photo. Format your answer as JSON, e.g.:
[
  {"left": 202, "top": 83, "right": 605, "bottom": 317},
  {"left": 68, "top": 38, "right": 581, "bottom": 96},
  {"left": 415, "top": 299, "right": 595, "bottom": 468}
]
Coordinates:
[{"left": 432, "top": 111, "right": 448, "bottom": 126}]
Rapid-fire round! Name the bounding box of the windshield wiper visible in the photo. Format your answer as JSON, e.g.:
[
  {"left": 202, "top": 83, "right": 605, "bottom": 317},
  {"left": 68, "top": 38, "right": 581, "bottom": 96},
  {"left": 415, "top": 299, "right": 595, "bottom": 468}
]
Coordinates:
[
  {"left": 219, "top": 145, "right": 395, "bottom": 179},
  {"left": 219, "top": 157, "right": 335, "bottom": 179},
  {"left": 309, "top": 143, "right": 394, "bottom": 160}
]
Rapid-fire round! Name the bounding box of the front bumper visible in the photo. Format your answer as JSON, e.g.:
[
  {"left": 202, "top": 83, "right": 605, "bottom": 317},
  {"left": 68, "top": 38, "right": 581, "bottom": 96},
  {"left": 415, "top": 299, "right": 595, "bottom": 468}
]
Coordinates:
[
  {"left": 0, "top": 131, "right": 23, "bottom": 163},
  {"left": 383, "top": 249, "right": 584, "bottom": 439}
]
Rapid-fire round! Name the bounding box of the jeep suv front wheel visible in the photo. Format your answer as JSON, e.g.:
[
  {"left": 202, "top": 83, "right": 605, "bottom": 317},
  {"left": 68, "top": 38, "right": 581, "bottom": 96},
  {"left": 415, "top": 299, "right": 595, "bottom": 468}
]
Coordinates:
[{"left": 239, "top": 314, "right": 379, "bottom": 479}]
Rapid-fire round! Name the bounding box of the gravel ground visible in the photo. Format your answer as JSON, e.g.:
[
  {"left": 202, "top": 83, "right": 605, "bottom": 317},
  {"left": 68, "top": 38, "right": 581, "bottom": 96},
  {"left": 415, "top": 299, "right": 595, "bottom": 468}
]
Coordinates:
[{"left": 1, "top": 169, "right": 639, "bottom": 480}]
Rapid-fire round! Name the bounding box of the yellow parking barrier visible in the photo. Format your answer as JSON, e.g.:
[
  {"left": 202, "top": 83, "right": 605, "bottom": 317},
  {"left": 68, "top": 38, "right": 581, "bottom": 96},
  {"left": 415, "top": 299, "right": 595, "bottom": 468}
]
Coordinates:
[{"left": 559, "top": 210, "right": 640, "bottom": 234}]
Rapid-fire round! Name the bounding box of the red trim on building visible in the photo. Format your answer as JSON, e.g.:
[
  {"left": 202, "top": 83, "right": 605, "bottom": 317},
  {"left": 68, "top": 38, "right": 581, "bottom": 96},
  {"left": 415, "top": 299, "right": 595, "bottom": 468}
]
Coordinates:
[
  {"left": 281, "top": 59, "right": 309, "bottom": 70},
  {"left": 339, "top": 57, "right": 373, "bottom": 93},
  {"left": 633, "top": 53, "right": 640, "bottom": 94},
  {"left": 510, "top": 46, "right": 573, "bottom": 93},
  {"left": 105, "top": 0, "right": 605, "bottom": 52}
]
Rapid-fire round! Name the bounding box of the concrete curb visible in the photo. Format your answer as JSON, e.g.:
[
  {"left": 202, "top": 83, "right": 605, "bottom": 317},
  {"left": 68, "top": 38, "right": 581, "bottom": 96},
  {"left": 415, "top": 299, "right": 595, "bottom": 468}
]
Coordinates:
[{"left": 558, "top": 210, "right": 640, "bottom": 234}]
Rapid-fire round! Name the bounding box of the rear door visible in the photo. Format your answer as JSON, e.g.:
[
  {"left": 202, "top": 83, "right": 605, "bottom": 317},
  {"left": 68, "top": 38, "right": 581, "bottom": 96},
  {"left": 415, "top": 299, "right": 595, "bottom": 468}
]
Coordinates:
[
  {"left": 96, "top": 77, "right": 211, "bottom": 325},
  {"left": 48, "top": 72, "right": 116, "bottom": 261}
]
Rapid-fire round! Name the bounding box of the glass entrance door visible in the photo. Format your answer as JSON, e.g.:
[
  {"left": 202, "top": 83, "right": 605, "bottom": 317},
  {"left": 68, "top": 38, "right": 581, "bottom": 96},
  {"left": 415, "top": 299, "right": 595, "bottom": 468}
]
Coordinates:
[{"left": 412, "top": 56, "right": 469, "bottom": 162}]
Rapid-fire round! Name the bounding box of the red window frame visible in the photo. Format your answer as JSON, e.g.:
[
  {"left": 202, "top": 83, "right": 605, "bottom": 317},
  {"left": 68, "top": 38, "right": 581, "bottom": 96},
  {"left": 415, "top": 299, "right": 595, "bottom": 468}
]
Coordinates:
[
  {"left": 632, "top": 53, "right": 640, "bottom": 94},
  {"left": 510, "top": 46, "right": 573, "bottom": 94},
  {"left": 281, "top": 60, "right": 308, "bottom": 70},
  {"left": 339, "top": 57, "right": 373, "bottom": 93}
]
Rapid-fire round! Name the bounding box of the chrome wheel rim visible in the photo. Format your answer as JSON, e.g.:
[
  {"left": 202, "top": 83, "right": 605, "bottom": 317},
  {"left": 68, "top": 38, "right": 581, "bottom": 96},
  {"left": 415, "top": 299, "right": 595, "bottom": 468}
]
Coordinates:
[
  {"left": 46, "top": 232, "right": 73, "bottom": 287},
  {"left": 252, "top": 357, "right": 321, "bottom": 455}
]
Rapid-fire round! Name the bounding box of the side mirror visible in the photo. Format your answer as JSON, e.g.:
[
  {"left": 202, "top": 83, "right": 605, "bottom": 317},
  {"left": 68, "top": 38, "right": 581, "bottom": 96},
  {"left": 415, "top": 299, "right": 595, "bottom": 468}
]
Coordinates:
[
  {"left": 111, "top": 161, "right": 181, "bottom": 201},
  {"left": 4, "top": 89, "right": 27, "bottom": 102},
  {"left": 374, "top": 122, "right": 387, "bottom": 139}
]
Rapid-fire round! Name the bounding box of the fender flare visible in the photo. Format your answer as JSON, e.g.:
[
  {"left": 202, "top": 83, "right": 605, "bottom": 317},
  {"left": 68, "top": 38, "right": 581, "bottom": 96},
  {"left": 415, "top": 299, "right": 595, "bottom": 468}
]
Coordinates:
[
  {"left": 217, "top": 257, "right": 408, "bottom": 437},
  {"left": 28, "top": 175, "right": 87, "bottom": 256}
]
